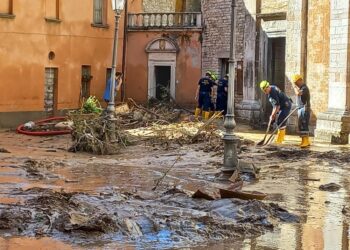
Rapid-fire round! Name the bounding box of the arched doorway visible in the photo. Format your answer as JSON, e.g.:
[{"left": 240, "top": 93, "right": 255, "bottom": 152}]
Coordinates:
[{"left": 145, "top": 37, "right": 179, "bottom": 101}]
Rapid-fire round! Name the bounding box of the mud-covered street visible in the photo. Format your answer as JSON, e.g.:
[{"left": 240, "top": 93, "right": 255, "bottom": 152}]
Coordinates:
[{"left": 0, "top": 126, "right": 349, "bottom": 249}]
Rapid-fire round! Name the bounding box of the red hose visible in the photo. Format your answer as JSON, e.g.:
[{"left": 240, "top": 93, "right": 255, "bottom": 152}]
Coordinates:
[{"left": 16, "top": 116, "right": 72, "bottom": 136}]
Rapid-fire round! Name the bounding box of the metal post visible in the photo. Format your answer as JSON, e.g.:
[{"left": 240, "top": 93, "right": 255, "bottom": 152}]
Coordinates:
[
  {"left": 106, "top": 11, "right": 121, "bottom": 142},
  {"left": 221, "top": 0, "right": 238, "bottom": 176},
  {"left": 107, "top": 12, "right": 121, "bottom": 113}
]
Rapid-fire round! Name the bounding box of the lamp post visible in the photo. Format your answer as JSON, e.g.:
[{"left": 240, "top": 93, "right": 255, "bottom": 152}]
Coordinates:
[
  {"left": 107, "top": 0, "right": 126, "bottom": 113},
  {"left": 221, "top": 0, "right": 238, "bottom": 178},
  {"left": 107, "top": 0, "right": 125, "bottom": 141}
]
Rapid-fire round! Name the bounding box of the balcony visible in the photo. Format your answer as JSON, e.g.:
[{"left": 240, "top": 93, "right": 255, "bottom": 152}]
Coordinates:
[{"left": 128, "top": 12, "right": 202, "bottom": 30}]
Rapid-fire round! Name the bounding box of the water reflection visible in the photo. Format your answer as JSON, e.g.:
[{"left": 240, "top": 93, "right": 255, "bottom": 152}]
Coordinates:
[{"left": 233, "top": 161, "right": 350, "bottom": 250}]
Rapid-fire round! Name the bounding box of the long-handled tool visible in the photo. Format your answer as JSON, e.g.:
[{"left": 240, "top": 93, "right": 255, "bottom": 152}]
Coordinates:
[
  {"left": 263, "top": 107, "right": 298, "bottom": 146},
  {"left": 257, "top": 118, "right": 273, "bottom": 146}
]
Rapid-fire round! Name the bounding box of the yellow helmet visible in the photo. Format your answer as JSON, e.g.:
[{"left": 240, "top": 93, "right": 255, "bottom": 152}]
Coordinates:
[
  {"left": 291, "top": 74, "right": 303, "bottom": 83},
  {"left": 259, "top": 80, "right": 270, "bottom": 91}
]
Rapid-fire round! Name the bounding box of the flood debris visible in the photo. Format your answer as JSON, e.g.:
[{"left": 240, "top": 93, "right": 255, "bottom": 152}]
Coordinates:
[
  {"left": 219, "top": 189, "right": 267, "bottom": 200},
  {"left": 68, "top": 112, "right": 127, "bottom": 155},
  {"left": 192, "top": 188, "right": 219, "bottom": 200},
  {"left": 0, "top": 148, "right": 10, "bottom": 153},
  {"left": 319, "top": 183, "right": 341, "bottom": 192},
  {"left": 22, "top": 159, "right": 62, "bottom": 180},
  {"left": 0, "top": 187, "right": 298, "bottom": 248}
]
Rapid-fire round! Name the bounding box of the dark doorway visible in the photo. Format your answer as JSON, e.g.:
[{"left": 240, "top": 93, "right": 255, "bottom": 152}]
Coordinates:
[
  {"left": 155, "top": 66, "right": 171, "bottom": 101},
  {"left": 268, "top": 37, "right": 286, "bottom": 91},
  {"left": 265, "top": 37, "right": 286, "bottom": 120}
]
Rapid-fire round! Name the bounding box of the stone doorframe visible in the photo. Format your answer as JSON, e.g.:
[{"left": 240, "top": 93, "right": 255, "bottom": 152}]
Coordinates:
[{"left": 145, "top": 37, "right": 179, "bottom": 100}]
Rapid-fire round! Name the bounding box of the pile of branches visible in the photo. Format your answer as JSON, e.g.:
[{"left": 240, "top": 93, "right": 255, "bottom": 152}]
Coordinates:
[
  {"left": 68, "top": 111, "right": 128, "bottom": 155},
  {"left": 116, "top": 98, "right": 185, "bottom": 129},
  {"left": 145, "top": 112, "right": 223, "bottom": 149}
]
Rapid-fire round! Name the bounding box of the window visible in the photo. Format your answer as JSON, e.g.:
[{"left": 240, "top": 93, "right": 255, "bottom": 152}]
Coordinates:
[
  {"left": 106, "top": 68, "right": 112, "bottom": 82},
  {"left": 81, "top": 66, "right": 92, "bottom": 99},
  {"left": 44, "top": 68, "right": 58, "bottom": 116},
  {"left": 0, "top": 0, "right": 14, "bottom": 18},
  {"left": 45, "top": 0, "right": 60, "bottom": 22},
  {"left": 92, "top": 0, "right": 108, "bottom": 27}
]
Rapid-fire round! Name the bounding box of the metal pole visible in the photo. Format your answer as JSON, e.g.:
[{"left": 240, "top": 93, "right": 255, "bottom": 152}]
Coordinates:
[
  {"left": 222, "top": 0, "right": 238, "bottom": 175},
  {"left": 106, "top": 11, "right": 121, "bottom": 142},
  {"left": 107, "top": 12, "right": 121, "bottom": 113}
]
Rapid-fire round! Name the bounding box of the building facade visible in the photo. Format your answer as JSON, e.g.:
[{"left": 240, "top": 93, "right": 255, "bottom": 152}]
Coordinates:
[
  {"left": 2, "top": 0, "right": 350, "bottom": 144},
  {"left": 124, "top": 0, "right": 202, "bottom": 106},
  {"left": 0, "top": 0, "right": 123, "bottom": 127},
  {"left": 202, "top": 0, "right": 350, "bottom": 144}
]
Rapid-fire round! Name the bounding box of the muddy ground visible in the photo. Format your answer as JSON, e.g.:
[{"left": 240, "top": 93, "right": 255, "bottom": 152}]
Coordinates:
[{"left": 0, "top": 126, "right": 349, "bottom": 249}]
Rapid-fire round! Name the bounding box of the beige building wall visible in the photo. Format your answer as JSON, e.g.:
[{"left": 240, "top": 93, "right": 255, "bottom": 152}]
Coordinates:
[{"left": 306, "top": 0, "right": 330, "bottom": 123}]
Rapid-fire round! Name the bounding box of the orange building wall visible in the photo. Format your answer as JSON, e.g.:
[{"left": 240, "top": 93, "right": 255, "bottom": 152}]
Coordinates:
[
  {"left": 125, "top": 31, "right": 202, "bottom": 106},
  {"left": 0, "top": 0, "right": 124, "bottom": 114}
]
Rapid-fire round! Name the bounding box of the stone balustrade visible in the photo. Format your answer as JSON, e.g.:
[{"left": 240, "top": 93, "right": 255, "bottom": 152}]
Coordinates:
[{"left": 128, "top": 12, "right": 202, "bottom": 29}]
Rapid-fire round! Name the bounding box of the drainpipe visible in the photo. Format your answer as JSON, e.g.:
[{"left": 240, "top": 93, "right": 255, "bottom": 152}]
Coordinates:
[
  {"left": 301, "top": 0, "right": 308, "bottom": 82},
  {"left": 121, "top": 0, "right": 128, "bottom": 102}
]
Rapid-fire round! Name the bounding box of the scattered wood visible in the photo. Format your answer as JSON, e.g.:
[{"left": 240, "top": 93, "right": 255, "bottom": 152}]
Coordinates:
[
  {"left": 303, "top": 178, "right": 320, "bottom": 182},
  {"left": 219, "top": 189, "right": 267, "bottom": 200},
  {"left": 0, "top": 148, "right": 10, "bottom": 153},
  {"left": 192, "top": 188, "right": 219, "bottom": 200},
  {"left": 152, "top": 155, "right": 181, "bottom": 191}
]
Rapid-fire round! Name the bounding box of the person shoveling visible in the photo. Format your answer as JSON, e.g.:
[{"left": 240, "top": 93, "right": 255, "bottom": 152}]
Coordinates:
[{"left": 257, "top": 81, "right": 296, "bottom": 146}]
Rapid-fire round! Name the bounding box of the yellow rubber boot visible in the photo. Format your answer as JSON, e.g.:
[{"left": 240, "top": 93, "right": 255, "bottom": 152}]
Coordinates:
[
  {"left": 300, "top": 136, "right": 311, "bottom": 148},
  {"left": 194, "top": 108, "right": 201, "bottom": 118},
  {"left": 203, "top": 111, "right": 210, "bottom": 120},
  {"left": 299, "top": 137, "right": 305, "bottom": 146},
  {"left": 276, "top": 129, "right": 286, "bottom": 144},
  {"left": 209, "top": 111, "right": 214, "bottom": 118}
]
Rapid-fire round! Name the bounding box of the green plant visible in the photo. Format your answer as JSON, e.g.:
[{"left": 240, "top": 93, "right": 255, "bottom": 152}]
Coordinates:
[{"left": 82, "top": 96, "right": 102, "bottom": 114}]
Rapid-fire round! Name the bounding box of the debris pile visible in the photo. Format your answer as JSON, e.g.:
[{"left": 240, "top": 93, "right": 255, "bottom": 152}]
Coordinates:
[
  {"left": 68, "top": 98, "right": 193, "bottom": 154},
  {"left": 68, "top": 112, "right": 128, "bottom": 155},
  {"left": 116, "top": 98, "right": 184, "bottom": 129},
  {"left": 0, "top": 187, "right": 299, "bottom": 248}
]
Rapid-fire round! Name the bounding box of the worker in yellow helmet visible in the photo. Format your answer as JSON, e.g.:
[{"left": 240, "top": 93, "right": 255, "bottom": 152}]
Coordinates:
[
  {"left": 291, "top": 74, "right": 311, "bottom": 148},
  {"left": 260, "top": 80, "right": 292, "bottom": 144}
]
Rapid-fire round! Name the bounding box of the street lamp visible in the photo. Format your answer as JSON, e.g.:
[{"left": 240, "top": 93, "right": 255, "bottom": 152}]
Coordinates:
[
  {"left": 107, "top": 0, "right": 125, "bottom": 142},
  {"left": 107, "top": 0, "right": 126, "bottom": 114},
  {"left": 221, "top": 0, "right": 238, "bottom": 178}
]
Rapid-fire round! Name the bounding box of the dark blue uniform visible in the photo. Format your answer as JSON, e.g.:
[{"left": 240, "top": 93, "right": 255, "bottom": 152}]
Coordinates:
[
  {"left": 268, "top": 85, "right": 291, "bottom": 128},
  {"left": 297, "top": 84, "right": 310, "bottom": 135},
  {"left": 216, "top": 78, "right": 228, "bottom": 114},
  {"left": 198, "top": 77, "right": 214, "bottom": 111}
]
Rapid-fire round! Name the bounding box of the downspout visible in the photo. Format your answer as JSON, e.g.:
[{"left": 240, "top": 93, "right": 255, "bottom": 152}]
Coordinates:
[
  {"left": 301, "top": 0, "right": 308, "bottom": 82},
  {"left": 121, "top": 0, "right": 128, "bottom": 102}
]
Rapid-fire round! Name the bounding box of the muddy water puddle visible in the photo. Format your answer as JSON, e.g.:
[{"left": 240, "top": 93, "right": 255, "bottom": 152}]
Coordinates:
[{"left": 0, "top": 131, "right": 350, "bottom": 249}]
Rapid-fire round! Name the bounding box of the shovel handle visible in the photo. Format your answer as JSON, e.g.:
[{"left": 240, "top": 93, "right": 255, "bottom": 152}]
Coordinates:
[{"left": 264, "top": 107, "right": 298, "bottom": 145}]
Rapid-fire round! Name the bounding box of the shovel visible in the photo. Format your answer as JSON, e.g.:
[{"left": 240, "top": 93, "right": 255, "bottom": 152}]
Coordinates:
[
  {"left": 263, "top": 107, "right": 298, "bottom": 146},
  {"left": 257, "top": 118, "right": 273, "bottom": 146}
]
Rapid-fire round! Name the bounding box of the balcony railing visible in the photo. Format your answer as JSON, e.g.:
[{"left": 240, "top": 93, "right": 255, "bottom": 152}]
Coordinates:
[{"left": 128, "top": 12, "right": 202, "bottom": 30}]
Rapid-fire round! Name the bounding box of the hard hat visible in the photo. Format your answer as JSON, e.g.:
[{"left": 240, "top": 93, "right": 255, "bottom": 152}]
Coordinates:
[
  {"left": 259, "top": 80, "right": 270, "bottom": 90},
  {"left": 291, "top": 74, "right": 303, "bottom": 83}
]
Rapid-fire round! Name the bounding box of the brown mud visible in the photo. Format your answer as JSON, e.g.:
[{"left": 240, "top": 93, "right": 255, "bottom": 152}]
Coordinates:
[{"left": 0, "top": 128, "right": 350, "bottom": 249}]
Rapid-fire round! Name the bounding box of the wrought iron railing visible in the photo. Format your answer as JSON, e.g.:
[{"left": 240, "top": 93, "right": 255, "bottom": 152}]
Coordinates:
[{"left": 128, "top": 12, "right": 202, "bottom": 29}]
